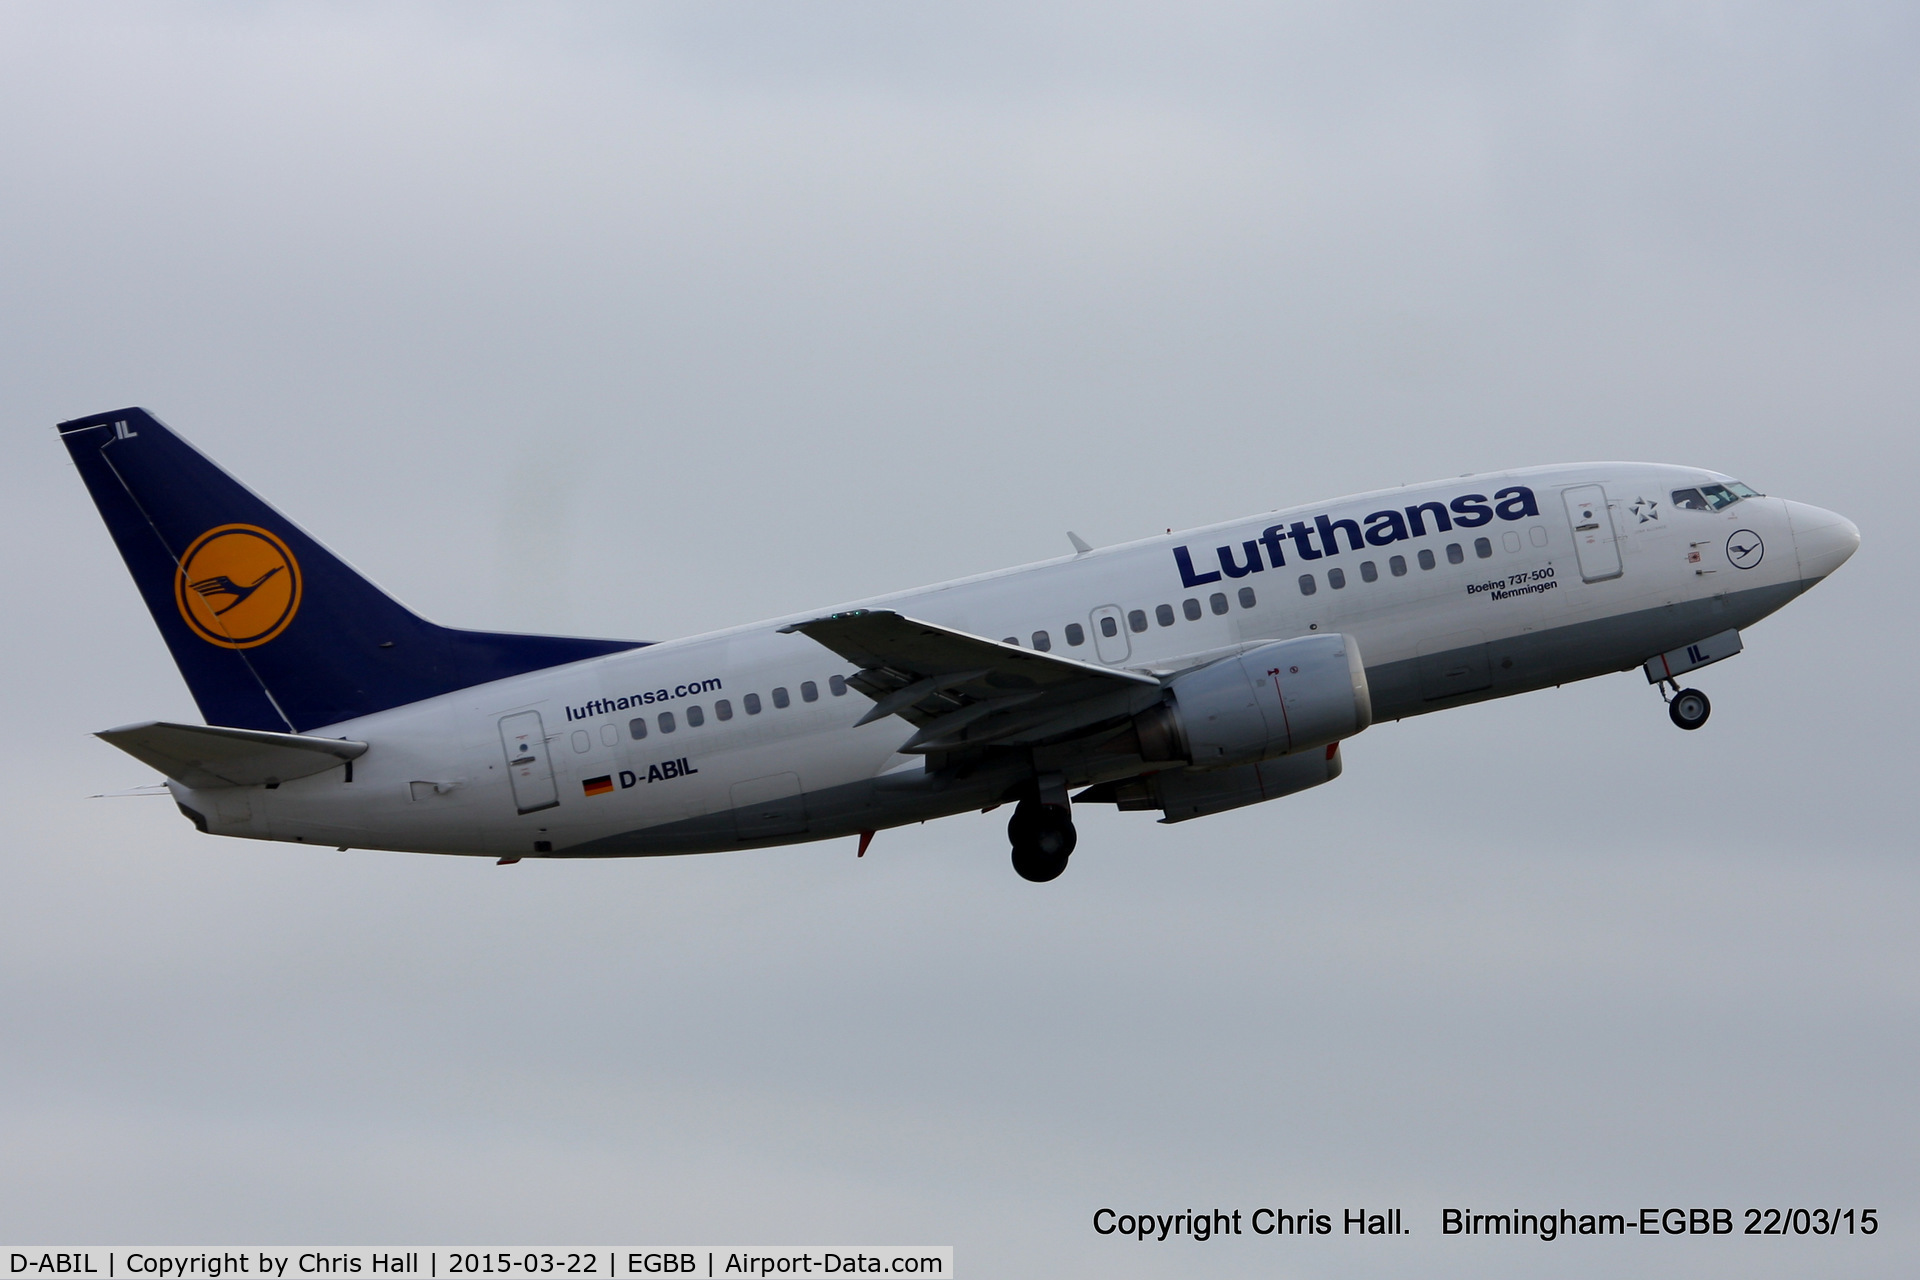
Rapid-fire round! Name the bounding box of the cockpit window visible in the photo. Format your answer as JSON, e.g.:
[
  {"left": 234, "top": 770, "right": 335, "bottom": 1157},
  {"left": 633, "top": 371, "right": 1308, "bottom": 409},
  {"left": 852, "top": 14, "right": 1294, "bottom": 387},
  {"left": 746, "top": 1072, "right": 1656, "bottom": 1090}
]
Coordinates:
[
  {"left": 1671, "top": 487, "right": 1708, "bottom": 510},
  {"left": 1673, "top": 481, "right": 1761, "bottom": 512}
]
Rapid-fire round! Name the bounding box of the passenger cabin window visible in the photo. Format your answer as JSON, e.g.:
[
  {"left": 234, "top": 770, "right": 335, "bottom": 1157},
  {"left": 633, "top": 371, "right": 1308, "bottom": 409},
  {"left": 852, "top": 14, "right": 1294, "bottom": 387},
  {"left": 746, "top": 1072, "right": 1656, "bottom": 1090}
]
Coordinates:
[
  {"left": 659, "top": 711, "right": 676, "bottom": 733},
  {"left": 744, "top": 692, "right": 762, "bottom": 715},
  {"left": 1360, "top": 560, "right": 1378, "bottom": 582},
  {"left": 1390, "top": 555, "right": 1407, "bottom": 577},
  {"left": 1128, "top": 609, "right": 1148, "bottom": 633},
  {"left": 772, "top": 687, "right": 790, "bottom": 709},
  {"left": 801, "top": 681, "right": 818, "bottom": 702},
  {"left": 1238, "top": 586, "right": 1257, "bottom": 609},
  {"left": 1003, "top": 637, "right": 1019, "bottom": 645},
  {"left": 1298, "top": 574, "right": 1317, "bottom": 596},
  {"left": 1446, "top": 542, "right": 1465, "bottom": 564},
  {"left": 1475, "top": 537, "right": 1492, "bottom": 559},
  {"left": 716, "top": 699, "right": 733, "bottom": 721},
  {"left": 629, "top": 717, "right": 648, "bottom": 740},
  {"left": 829, "top": 675, "right": 847, "bottom": 696},
  {"left": 1328, "top": 567, "right": 1346, "bottom": 589},
  {"left": 1418, "top": 549, "right": 1437, "bottom": 570},
  {"left": 1066, "top": 622, "right": 1086, "bottom": 646},
  {"left": 1100, "top": 616, "right": 1118, "bottom": 638},
  {"left": 572, "top": 730, "right": 590, "bottom": 753},
  {"left": 1155, "top": 603, "right": 1175, "bottom": 627},
  {"left": 1032, "top": 630, "right": 1051, "bottom": 651},
  {"left": 1210, "top": 592, "right": 1229, "bottom": 615},
  {"left": 686, "top": 705, "right": 704, "bottom": 727},
  {"left": 1183, "top": 598, "right": 1202, "bottom": 621}
]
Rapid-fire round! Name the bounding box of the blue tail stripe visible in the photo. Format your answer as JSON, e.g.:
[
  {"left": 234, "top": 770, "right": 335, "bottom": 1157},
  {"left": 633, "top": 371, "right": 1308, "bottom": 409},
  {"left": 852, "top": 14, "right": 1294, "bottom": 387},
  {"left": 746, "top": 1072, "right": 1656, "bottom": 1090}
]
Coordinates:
[{"left": 60, "top": 407, "right": 645, "bottom": 732}]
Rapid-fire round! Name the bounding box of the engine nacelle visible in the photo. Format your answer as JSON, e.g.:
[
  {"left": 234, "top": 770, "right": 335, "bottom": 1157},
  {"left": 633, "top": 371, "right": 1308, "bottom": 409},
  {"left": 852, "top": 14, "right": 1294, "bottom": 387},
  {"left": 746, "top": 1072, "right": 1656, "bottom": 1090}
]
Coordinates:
[
  {"left": 1135, "top": 633, "right": 1371, "bottom": 769},
  {"left": 1086, "top": 741, "right": 1345, "bottom": 823},
  {"left": 1150, "top": 743, "right": 1344, "bottom": 822}
]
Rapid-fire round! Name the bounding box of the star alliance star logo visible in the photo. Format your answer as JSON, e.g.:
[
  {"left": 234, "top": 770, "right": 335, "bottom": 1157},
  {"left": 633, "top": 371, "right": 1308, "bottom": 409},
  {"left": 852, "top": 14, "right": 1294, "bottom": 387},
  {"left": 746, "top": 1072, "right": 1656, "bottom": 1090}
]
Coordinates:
[{"left": 1629, "top": 496, "right": 1660, "bottom": 523}]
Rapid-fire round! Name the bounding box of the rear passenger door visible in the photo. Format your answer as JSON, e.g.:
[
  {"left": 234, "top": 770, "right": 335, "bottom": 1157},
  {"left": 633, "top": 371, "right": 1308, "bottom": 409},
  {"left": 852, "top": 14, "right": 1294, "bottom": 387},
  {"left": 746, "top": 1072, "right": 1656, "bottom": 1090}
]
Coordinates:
[{"left": 498, "top": 711, "right": 559, "bottom": 814}]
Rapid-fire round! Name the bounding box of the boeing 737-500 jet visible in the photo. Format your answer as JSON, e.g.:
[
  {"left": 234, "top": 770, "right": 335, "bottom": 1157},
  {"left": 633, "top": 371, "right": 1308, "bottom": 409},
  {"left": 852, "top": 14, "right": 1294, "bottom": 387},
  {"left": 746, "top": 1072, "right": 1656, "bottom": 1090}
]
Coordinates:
[{"left": 60, "top": 408, "right": 1858, "bottom": 881}]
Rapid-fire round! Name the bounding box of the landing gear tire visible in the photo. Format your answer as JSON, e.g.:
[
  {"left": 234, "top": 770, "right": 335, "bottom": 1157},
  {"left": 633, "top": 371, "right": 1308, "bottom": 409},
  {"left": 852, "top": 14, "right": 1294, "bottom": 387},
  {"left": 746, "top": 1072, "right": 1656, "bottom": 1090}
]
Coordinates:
[
  {"left": 1669, "top": 687, "right": 1711, "bottom": 731},
  {"left": 1009, "top": 800, "right": 1076, "bottom": 883},
  {"left": 1011, "top": 841, "right": 1072, "bottom": 883}
]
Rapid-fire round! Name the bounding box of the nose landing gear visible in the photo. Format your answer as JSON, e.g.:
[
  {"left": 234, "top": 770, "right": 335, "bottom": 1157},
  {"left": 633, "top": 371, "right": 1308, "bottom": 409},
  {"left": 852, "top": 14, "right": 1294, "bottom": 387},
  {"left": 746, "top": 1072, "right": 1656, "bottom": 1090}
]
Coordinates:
[
  {"left": 1659, "top": 680, "right": 1711, "bottom": 730},
  {"left": 1009, "top": 798, "right": 1077, "bottom": 882}
]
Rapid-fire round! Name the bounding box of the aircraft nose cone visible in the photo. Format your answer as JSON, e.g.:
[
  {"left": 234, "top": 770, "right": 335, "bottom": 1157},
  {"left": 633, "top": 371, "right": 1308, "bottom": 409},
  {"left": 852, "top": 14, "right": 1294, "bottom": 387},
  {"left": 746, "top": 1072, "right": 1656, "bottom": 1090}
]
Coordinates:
[{"left": 1785, "top": 500, "right": 1861, "bottom": 581}]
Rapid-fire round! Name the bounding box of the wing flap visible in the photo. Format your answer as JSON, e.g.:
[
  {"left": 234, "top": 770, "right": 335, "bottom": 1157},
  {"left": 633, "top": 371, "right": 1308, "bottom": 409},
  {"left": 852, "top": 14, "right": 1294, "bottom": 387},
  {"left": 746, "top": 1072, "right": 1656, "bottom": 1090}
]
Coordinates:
[{"left": 97, "top": 721, "right": 368, "bottom": 788}]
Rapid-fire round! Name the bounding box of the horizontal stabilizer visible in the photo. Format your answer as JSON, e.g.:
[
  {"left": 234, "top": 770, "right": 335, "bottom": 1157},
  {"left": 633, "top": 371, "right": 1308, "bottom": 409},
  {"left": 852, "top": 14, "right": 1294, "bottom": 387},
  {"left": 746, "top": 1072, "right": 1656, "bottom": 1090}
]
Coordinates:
[{"left": 97, "top": 721, "right": 367, "bottom": 789}]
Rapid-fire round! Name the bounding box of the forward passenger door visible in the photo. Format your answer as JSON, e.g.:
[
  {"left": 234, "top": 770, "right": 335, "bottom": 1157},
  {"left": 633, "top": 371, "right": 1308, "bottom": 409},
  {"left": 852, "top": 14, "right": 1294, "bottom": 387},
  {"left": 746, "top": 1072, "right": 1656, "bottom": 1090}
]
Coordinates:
[{"left": 1561, "top": 484, "right": 1623, "bottom": 583}]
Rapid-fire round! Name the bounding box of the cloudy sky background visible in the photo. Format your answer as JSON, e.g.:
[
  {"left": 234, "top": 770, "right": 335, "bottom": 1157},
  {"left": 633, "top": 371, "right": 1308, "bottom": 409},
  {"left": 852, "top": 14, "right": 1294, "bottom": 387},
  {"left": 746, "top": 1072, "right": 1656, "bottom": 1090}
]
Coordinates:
[{"left": 1, "top": 3, "right": 1914, "bottom": 1275}]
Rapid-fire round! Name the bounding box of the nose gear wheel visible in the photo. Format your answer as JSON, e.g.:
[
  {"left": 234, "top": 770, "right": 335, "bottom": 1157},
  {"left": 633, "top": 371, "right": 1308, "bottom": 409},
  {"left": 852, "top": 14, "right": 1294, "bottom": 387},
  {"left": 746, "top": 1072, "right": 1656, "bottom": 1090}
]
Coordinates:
[{"left": 1668, "top": 687, "right": 1711, "bottom": 730}]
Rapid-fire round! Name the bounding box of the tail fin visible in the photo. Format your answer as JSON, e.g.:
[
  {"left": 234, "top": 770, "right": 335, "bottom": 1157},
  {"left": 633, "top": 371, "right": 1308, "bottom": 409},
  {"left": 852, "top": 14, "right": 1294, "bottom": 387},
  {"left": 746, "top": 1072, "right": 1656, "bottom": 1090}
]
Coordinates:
[{"left": 59, "top": 407, "right": 644, "bottom": 732}]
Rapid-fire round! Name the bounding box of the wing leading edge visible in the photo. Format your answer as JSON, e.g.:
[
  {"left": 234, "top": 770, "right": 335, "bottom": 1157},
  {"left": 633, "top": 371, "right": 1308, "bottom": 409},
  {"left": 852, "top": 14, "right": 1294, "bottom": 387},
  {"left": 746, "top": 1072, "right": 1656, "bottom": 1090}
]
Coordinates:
[{"left": 780, "top": 610, "right": 1161, "bottom": 754}]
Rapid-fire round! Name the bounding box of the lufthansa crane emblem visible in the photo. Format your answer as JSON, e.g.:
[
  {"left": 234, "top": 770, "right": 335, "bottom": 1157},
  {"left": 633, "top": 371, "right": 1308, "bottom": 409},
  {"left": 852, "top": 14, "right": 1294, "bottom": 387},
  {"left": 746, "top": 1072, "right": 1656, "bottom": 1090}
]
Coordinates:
[
  {"left": 174, "top": 524, "right": 303, "bottom": 647},
  {"left": 1726, "top": 529, "right": 1764, "bottom": 570}
]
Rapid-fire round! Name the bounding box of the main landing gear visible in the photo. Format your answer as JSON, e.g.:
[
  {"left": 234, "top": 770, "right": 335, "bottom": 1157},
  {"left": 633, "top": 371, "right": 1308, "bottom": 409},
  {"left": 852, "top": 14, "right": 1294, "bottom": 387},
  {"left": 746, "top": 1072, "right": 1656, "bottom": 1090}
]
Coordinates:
[
  {"left": 1658, "top": 680, "right": 1712, "bottom": 731},
  {"left": 1009, "top": 798, "right": 1077, "bottom": 882}
]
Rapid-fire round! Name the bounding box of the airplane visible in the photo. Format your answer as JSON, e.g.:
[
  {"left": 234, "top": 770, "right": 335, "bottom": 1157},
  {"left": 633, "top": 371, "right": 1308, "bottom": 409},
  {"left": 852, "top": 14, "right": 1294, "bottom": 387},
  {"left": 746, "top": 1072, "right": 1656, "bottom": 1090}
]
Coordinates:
[{"left": 59, "top": 407, "right": 1859, "bottom": 882}]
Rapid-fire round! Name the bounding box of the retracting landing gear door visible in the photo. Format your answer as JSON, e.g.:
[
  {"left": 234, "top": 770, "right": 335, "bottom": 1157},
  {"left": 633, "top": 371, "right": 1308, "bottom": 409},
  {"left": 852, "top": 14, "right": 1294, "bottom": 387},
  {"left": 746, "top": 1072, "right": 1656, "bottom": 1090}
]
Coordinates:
[
  {"left": 1562, "top": 484, "right": 1623, "bottom": 582},
  {"left": 499, "top": 710, "right": 559, "bottom": 814}
]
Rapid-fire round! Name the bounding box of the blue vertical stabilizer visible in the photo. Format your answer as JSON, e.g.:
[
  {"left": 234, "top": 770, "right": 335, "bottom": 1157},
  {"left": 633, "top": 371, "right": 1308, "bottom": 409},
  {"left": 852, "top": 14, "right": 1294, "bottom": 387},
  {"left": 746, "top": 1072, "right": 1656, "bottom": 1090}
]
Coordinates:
[{"left": 59, "top": 407, "right": 645, "bottom": 732}]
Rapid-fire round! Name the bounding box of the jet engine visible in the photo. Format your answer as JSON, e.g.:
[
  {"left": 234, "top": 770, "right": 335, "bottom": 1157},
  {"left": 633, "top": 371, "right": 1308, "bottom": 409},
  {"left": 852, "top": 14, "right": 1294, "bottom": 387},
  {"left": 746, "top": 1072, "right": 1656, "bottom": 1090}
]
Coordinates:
[
  {"left": 1083, "top": 741, "right": 1345, "bottom": 823},
  {"left": 1133, "top": 633, "right": 1371, "bottom": 769}
]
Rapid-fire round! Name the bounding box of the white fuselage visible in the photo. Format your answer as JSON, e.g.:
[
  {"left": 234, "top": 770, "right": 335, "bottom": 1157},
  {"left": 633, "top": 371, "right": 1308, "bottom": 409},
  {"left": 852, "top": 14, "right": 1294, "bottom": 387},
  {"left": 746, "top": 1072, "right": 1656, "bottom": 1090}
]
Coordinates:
[{"left": 176, "top": 463, "right": 1849, "bottom": 858}]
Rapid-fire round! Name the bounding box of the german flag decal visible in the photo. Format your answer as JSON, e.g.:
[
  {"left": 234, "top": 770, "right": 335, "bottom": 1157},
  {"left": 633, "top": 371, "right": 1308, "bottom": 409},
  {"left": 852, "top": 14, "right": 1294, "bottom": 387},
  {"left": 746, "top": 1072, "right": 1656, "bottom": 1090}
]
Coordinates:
[{"left": 582, "top": 775, "right": 614, "bottom": 797}]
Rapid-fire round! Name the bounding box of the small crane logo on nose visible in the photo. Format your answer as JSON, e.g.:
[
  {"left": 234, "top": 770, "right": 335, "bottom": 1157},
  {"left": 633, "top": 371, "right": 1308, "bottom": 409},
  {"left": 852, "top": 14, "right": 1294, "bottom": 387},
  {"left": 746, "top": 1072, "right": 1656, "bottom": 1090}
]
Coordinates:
[{"left": 1726, "top": 530, "right": 1764, "bottom": 569}]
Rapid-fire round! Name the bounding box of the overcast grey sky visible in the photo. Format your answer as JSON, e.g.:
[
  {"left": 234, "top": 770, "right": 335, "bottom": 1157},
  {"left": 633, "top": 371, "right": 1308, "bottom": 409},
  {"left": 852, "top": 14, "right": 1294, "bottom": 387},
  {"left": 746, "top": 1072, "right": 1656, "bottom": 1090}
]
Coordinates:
[{"left": 2, "top": 3, "right": 1914, "bottom": 1275}]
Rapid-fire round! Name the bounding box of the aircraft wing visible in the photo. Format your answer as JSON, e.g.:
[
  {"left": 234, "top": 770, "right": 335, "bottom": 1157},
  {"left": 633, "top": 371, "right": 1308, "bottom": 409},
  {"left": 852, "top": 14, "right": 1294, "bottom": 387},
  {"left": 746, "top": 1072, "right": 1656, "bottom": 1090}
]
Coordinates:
[
  {"left": 780, "top": 609, "right": 1161, "bottom": 753},
  {"left": 97, "top": 721, "right": 368, "bottom": 789}
]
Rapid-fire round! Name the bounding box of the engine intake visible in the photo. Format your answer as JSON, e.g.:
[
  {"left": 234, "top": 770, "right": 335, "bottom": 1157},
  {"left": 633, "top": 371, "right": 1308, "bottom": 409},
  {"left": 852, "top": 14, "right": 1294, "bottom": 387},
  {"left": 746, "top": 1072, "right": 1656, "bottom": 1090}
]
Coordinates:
[{"left": 1135, "top": 633, "right": 1371, "bottom": 768}]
